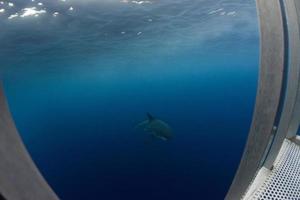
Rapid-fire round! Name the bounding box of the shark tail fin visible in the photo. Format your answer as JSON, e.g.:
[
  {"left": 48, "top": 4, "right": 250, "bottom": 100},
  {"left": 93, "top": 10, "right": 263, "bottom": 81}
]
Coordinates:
[{"left": 147, "top": 112, "right": 155, "bottom": 121}]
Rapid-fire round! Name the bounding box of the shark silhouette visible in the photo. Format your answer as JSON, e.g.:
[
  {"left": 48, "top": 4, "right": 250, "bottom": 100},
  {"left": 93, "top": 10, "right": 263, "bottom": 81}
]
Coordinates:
[{"left": 136, "top": 113, "right": 173, "bottom": 141}]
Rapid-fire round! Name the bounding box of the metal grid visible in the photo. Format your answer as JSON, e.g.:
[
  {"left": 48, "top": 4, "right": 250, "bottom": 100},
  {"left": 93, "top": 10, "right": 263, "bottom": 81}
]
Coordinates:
[{"left": 246, "top": 139, "right": 300, "bottom": 200}]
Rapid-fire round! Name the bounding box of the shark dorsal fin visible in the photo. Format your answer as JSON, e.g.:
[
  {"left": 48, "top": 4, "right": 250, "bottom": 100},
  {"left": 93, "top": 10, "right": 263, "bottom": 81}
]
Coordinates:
[{"left": 147, "top": 112, "right": 155, "bottom": 121}]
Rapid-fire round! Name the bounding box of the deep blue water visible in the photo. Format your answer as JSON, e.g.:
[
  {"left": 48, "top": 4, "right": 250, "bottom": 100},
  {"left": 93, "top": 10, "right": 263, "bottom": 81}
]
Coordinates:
[{"left": 1, "top": 0, "right": 258, "bottom": 199}]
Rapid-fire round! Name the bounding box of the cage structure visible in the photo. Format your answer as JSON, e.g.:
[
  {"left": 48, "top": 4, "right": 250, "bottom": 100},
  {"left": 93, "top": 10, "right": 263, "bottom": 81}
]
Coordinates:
[
  {"left": 226, "top": 0, "right": 300, "bottom": 199},
  {"left": 0, "top": 0, "right": 300, "bottom": 199}
]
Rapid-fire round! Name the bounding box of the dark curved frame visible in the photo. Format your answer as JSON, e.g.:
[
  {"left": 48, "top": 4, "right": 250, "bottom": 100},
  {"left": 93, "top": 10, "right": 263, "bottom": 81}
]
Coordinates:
[{"left": 0, "top": 85, "right": 58, "bottom": 200}]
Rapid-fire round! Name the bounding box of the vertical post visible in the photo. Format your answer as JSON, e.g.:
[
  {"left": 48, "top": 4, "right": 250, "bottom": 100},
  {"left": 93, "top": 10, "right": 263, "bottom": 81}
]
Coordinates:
[
  {"left": 225, "top": 1, "right": 285, "bottom": 199},
  {"left": 263, "top": 0, "right": 300, "bottom": 169},
  {"left": 286, "top": 0, "right": 300, "bottom": 139}
]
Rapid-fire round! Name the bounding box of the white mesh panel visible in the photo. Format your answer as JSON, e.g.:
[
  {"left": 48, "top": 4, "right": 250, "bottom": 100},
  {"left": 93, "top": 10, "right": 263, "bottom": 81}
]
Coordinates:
[{"left": 247, "top": 139, "right": 300, "bottom": 200}]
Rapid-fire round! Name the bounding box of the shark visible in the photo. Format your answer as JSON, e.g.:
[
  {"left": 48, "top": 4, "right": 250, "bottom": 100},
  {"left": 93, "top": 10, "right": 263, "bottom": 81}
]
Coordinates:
[{"left": 135, "top": 113, "right": 173, "bottom": 141}]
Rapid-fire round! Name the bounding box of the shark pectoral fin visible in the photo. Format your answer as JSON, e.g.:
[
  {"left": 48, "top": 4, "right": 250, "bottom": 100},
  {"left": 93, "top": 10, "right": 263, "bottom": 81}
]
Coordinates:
[
  {"left": 158, "top": 136, "right": 168, "bottom": 141},
  {"left": 134, "top": 120, "right": 148, "bottom": 130}
]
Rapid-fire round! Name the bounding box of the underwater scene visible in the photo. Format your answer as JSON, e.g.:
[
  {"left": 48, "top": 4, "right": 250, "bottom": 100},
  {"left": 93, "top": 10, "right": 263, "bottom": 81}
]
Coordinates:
[{"left": 0, "top": 0, "right": 259, "bottom": 199}]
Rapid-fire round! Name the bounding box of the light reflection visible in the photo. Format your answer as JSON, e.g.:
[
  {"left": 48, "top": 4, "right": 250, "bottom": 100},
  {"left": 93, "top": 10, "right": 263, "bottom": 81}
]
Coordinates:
[
  {"left": 2, "top": 0, "right": 237, "bottom": 22},
  {"left": 227, "top": 11, "right": 236, "bottom": 16},
  {"left": 208, "top": 8, "right": 224, "bottom": 15},
  {"left": 53, "top": 11, "right": 59, "bottom": 17},
  {"left": 121, "top": 0, "right": 152, "bottom": 4},
  {"left": 131, "top": 0, "right": 152, "bottom": 4},
  {"left": 208, "top": 8, "right": 237, "bottom": 17},
  {"left": 20, "top": 7, "right": 46, "bottom": 18},
  {"left": 8, "top": 13, "right": 18, "bottom": 19}
]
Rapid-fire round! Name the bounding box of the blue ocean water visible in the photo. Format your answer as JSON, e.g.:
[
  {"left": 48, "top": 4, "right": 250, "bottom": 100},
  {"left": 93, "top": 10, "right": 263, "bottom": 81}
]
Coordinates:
[{"left": 0, "top": 0, "right": 258, "bottom": 199}]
